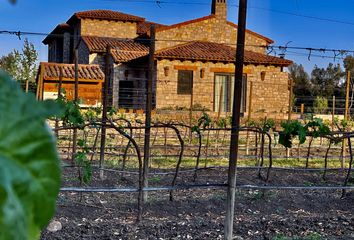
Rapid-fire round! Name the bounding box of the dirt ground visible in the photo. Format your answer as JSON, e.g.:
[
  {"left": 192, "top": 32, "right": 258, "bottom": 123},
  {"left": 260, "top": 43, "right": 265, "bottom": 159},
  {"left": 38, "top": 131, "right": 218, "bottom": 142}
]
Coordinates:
[{"left": 41, "top": 168, "right": 354, "bottom": 240}]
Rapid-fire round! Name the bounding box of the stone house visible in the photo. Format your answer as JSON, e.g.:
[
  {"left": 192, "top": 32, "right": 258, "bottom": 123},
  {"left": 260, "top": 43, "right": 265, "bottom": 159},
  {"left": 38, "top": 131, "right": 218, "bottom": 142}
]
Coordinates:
[{"left": 39, "top": 0, "right": 292, "bottom": 116}]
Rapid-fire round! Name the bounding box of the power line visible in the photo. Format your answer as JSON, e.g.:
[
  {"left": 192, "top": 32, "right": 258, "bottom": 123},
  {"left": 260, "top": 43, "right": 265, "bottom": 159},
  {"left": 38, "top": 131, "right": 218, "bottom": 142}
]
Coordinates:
[
  {"left": 88, "top": 0, "right": 354, "bottom": 27},
  {"left": 1, "top": 30, "right": 354, "bottom": 58}
]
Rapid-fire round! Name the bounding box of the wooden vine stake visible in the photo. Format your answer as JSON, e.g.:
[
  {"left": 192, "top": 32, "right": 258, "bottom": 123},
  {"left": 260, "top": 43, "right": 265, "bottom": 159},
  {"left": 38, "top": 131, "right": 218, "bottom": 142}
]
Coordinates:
[
  {"left": 224, "top": 0, "right": 247, "bottom": 239},
  {"left": 55, "top": 67, "right": 63, "bottom": 138},
  {"left": 332, "top": 96, "right": 335, "bottom": 131},
  {"left": 72, "top": 49, "right": 79, "bottom": 163},
  {"left": 99, "top": 45, "right": 111, "bottom": 179},
  {"left": 342, "top": 71, "right": 351, "bottom": 168},
  {"left": 142, "top": 25, "right": 156, "bottom": 203},
  {"left": 286, "top": 78, "right": 293, "bottom": 159},
  {"left": 245, "top": 81, "right": 253, "bottom": 155}
]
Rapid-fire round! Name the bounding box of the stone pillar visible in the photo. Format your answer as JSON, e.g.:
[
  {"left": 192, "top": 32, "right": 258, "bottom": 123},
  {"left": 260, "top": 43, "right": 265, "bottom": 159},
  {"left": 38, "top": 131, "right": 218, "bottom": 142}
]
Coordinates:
[
  {"left": 62, "top": 32, "right": 71, "bottom": 63},
  {"left": 211, "top": 0, "right": 227, "bottom": 20}
]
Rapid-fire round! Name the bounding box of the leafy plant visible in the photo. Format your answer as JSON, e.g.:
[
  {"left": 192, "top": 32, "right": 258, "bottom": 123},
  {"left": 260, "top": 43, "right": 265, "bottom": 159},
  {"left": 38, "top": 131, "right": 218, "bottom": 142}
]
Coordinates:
[
  {"left": 305, "top": 117, "right": 330, "bottom": 138},
  {"left": 0, "top": 72, "right": 61, "bottom": 239},
  {"left": 279, "top": 120, "right": 307, "bottom": 148},
  {"left": 75, "top": 139, "right": 92, "bottom": 184},
  {"left": 313, "top": 96, "right": 328, "bottom": 114},
  {"left": 56, "top": 95, "right": 84, "bottom": 126}
]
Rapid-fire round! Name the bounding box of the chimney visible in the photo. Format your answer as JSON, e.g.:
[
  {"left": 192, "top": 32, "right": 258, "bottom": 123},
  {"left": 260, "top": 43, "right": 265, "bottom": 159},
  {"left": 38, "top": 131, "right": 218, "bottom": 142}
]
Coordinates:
[{"left": 211, "top": 0, "right": 227, "bottom": 20}]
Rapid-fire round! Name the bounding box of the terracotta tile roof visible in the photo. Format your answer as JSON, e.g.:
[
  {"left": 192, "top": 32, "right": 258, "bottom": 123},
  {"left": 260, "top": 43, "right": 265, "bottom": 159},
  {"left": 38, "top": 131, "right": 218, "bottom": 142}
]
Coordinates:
[
  {"left": 69, "top": 10, "right": 145, "bottom": 23},
  {"left": 39, "top": 62, "right": 104, "bottom": 81},
  {"left": 155, "top": 41, "right": 292, "bottom": 66},
  {"left": 43, "top": 23, "right": 72, "bottom": 44},
  {"left": 82, "top": 36, "right": 149, "bottom": 53},
  {"left": 137, "top": 21, "right": 167, "bottom": 34},
  {"left": 110, "top": 49, "right": 148, "bottom": 63}
]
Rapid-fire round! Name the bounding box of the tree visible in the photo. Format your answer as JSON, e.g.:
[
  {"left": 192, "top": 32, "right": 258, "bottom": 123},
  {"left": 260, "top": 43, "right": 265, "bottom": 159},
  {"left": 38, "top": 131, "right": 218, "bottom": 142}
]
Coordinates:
[
  {"left": 313, "top": 96, "right": 328, "bottom": 114},
  {"left": 310, "top": 63, "right": 343, "bottom": 98},
  {"left": 20, "top": 39, "right": 38, "bottom": 92},
  {"left": 288, "top": 63, "right": 312, "bottom": 97},
  {"left": 0, "top": 39, "right": 38, "bottom": 92},
  {"left": 0, "top": 50, "right": 21, "bottom": 80}
]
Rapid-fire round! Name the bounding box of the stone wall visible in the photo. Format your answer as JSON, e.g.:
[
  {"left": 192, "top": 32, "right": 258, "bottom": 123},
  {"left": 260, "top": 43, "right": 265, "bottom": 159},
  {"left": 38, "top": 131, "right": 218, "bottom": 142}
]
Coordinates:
[
  {"left": 155, "top": 17, "right": 268, "bottom": 54},
  {"left": 77, "top": 41, "right": 90, "bottom": 64},
  {"left": 81, "top": 19, "right": 138, "bottom": 39},
  {"left": 112, "top": 62, "right": 151, "bottom": 109},
  {"left": 155, "top": 59, "right": 289, "bottom": 116},
  {"left": 63, "top": 32, "right": 71, "bottom": 63}
]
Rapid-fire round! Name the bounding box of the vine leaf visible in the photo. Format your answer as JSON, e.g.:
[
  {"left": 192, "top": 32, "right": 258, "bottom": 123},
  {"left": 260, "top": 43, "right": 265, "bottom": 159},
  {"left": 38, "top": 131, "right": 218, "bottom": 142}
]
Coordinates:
[{"left": 0, "top": 72, "right": 61, "bottom": 240}]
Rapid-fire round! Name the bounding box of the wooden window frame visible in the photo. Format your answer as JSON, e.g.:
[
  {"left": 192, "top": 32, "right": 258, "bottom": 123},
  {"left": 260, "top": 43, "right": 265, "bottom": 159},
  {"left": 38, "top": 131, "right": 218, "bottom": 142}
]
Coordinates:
[
  {"left": 213, "top": 73, "right": 247, "bottom": 113},
  {"left": 177, "top": 70, "right": 193, "bottom": 95}
]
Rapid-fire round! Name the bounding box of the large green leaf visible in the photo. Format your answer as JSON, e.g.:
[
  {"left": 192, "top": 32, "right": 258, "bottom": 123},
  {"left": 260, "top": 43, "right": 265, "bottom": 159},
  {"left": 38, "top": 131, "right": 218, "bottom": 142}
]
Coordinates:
[{"left": 0, "top": 72, "right": 61, "bottom": 240}]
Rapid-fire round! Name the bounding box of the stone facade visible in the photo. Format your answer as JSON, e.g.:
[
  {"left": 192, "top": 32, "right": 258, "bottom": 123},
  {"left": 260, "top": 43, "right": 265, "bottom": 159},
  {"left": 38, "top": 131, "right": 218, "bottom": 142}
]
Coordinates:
[
  {"left": 156, "top": 59, "right": 289, "bottom": 115},
  {"left": 81, "top": 19, "right": 138, "bottom": 39},
  {"left": 43, "top": 1, "right": 291, "bottom": 115},
  {"left": 155, "top": 17, "right": 268, "bottom": 54}
]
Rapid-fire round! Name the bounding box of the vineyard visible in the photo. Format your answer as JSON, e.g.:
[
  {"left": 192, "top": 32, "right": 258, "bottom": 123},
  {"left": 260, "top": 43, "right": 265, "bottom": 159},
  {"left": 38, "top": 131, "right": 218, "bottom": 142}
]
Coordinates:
[{"left": 41, "top": 101, "right": 354, "bottom": 239}]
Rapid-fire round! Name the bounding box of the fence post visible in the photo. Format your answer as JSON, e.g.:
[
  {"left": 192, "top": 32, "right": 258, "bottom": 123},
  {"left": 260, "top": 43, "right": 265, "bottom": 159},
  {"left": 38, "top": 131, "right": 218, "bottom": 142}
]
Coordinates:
[
  {"left": 55, "top": 67, "right": 63, "bottom": 138},
  {"left": 72, "top": 49, "right": 79, "bottom": 162},
  {"left": 142, "top": 25, "right": 156, "bottom": 202},
  {"left": 332, "top": 95, "right": 335, "bottom": 130},
  {"left": 300, "top": 103, "right": 304, "bottom": 118},
  {"left": 245, "top": 81, "right": 253, "bottom": 155},
  {"left": 288, "top": 79, "right": 293, "bottom": 121},
  {"left": 225, "top": 0, "right": 247, "bottom": 239},
  {"left": 341, "top": 71, "right": 351, "bottom": 169},
  {"left": 189, "top": 81, "right": 194, "bottom": 141},
  {"left": 99, "top": 46, "right": 111, "bottom": 179}
]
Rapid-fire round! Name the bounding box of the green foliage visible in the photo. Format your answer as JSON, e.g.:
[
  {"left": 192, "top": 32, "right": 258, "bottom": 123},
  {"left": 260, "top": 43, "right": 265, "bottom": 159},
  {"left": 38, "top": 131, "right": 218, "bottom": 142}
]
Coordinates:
[
  {"left": 0, "top": 39, "right": 38, "bottom": 84},
  {"left": 56, "top": 95, "right": 84, "bottom": 126},
  {"left": 279, "top": 118, "right": 330, "bottom": 148},
  {"left": 305, "top": 117, "right": 330, "bottom": 138},
  {"left": 311, "top": 63, "right": 343, "bottom": 98},
  {"left": 216, "top": 117, "right": 227, "bottom": 128},
  {"left": 20, "top": 39, "right": 38, "bottom": 83},
  {"left": 288, "top": 63, "right": 312, "bottom": 97},
  {"left": 83, "top": 107, "right": 102, "bottom": 122},
  {"left": 334, "top": 117, "right": 354, "bottom": 131},
  {"left": 197, "top": 112, "right": 211, "bottom": 129},
  {"left": 0, "top": 50, "right": 21, "bottom": 79},
  {"left": 313, "top": 96, "right": 328, "bottom": 114},
  {"left": 247, "top": 118, "right": 275, "bottom": 133},
  {"left": 108, "top": 107, "right": 117, "bottom": 118},
  {"left": 75, "top": 139, "right": 92, "bottom": 184},
  {"left": 0, "top": 72, "right": 61, "bottom": 240},
  {"left": 279, "top": 120, "right": 307, "bottom": 148}
]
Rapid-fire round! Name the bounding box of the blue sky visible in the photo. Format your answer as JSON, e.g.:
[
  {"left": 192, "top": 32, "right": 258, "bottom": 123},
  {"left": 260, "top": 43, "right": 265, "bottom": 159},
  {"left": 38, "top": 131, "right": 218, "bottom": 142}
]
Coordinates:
[{"left": 1, "top": 0, "right": 354, "bottom": 73}]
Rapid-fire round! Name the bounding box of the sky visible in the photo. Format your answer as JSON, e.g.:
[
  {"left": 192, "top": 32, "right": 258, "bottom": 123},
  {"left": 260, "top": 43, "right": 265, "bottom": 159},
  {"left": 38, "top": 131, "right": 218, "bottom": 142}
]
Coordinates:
[{"left": 1, "top": 0, "right": 354, "bottom": 73}]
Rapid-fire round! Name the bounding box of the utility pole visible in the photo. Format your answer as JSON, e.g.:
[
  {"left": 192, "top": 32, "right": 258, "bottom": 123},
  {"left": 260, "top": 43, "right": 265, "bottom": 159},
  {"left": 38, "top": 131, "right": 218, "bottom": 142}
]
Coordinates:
[
  {"left": 224, "top": 0, "right": 247, "bottom": 239},
  {"left": 142, "top": 25, "right": 156, "bottom": 201}
]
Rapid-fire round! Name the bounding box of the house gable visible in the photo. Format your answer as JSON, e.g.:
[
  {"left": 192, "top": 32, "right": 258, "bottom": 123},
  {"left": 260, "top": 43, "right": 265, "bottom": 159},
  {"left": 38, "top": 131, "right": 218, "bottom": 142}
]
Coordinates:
[{"left": 154, "top": 15, "right": 272, "bottom": 54}]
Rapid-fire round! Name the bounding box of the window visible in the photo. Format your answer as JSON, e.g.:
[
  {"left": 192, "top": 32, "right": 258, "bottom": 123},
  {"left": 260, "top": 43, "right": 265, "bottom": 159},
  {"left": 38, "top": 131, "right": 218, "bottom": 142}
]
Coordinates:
[
  {"left": 214, "top": 73, "right": 247, "bottom": 113},
  {"left": 177, "top": 70, "right": 193, "bottom": 95}
]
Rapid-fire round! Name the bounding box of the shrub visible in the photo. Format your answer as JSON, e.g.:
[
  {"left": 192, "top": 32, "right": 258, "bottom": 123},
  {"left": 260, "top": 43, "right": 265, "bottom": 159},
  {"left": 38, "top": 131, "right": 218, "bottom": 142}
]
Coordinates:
[{"left": 313, "top": 96, "right": 328, "bottom": 114}]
